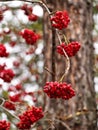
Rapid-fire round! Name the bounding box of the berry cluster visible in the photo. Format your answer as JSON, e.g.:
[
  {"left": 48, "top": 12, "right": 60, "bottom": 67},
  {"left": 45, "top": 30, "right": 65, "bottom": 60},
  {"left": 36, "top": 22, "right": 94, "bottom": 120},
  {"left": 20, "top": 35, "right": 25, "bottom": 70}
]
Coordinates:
[
  {"left": 51, "top": 11, "right": 70, "bottom": 30},
  {"left": 0, "top": 69, "right": 15, "bottom": 83},
  {"left": 0, "top": 64, "right": 15, "bottom": 83},
  {"left": 0, "top": 120, "right": 10, "bottom": 130},
  {"left": 43, "top": 81, "right": 75, "bottom": 99},
  {"left": 20, "top": 29, "right": 39, "bottom": 45},
  {"left": 17, "top": 106, "right": 44, "bottom": 129},
  {"left": 0, "top": 44, "right": 9, "bottom": 57},
  {"left": 9, "top": 93, "right": 21, "bottom": 102},
  {"left": 4, "top": 101, "right": 16, "bottom": 110},
  {"left": 21, "top": 4, "right": 38, "bottom": 21},
  {"left": 57, "top": 42, "right": 81, "bottom": 57}
]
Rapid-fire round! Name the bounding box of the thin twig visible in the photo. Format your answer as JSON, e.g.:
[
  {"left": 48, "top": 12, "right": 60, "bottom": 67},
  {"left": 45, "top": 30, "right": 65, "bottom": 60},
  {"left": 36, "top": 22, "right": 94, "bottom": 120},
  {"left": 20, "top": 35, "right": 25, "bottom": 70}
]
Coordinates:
[
  {"left": 44, "top": 66, "right": 55, "bottom": 76},
  {"left": 56, "top": 30, "right": 62, "bottom": 44},
  {"left": 55, "top": 119, "right": 72, "bottom": 130},
  {"left": 59, "top": 49, "right": 70, "bottom": 82},
  {"left": 0, "top": 97, "right": 5, "bottom": 106},
  {"left": 51, "top": 28, "right": 56, "bottom": 81},
  {"left": 56, "top": 108, "right": 98, "bottom": 121},
  {"left": 63, "top": 34, "right": 69, "bottom": 45},
  {"left": 0, "top": 98, "right": 19, "bottom": 121},
  {"left": 43, "top": 118, "right": 71, "bottom": 130},
  {"left": 0, "top": 105, "right": 20, "bottom": 120}
]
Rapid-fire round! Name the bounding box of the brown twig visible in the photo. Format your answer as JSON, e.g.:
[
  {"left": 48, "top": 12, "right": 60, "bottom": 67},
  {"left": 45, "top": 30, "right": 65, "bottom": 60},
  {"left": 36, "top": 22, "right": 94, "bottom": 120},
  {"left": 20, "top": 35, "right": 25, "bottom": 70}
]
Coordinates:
[
  {"left": 44, "top": 66, "right": 55, "bottom": 76},
  {"left": 59, "top": 48, "right": 70, "bottom": 82},
  {"left": 55, "top": 119, "right": 72, "bottom": 130}
]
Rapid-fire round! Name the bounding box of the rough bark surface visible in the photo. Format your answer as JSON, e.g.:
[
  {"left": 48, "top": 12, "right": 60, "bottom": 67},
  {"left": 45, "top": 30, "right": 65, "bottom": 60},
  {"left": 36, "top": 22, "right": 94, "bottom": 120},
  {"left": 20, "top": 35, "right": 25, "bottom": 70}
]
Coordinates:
[{"left": 43, "top": 0, "right": 97, "bottom": 130}]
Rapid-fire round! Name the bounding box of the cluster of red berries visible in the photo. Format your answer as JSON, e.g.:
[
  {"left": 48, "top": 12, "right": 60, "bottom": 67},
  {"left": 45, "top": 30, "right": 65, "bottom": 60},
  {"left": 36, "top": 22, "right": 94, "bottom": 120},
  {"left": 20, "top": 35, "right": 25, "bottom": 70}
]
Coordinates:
[
  {"left": 21, "top": 4, "right": 38, "bottom": 21},
  {"left": 0, "top": 64, "right": 15, "bottom": 83},
  {"left": 57, "top": 42, "right": 81, "bottom": 57},
  {"left": 8, "top": 84, "right": 38, "bottom": 103},
  {"left": 17, "top": 106, "right": 44, "bottom": 129},
  {"left": 51, "top": 11, "right": 70, "bottom": 30},
  {"left": 7, "top": 84, "right": 23, "bottom": 103},
  {"left": 0, "top": 44, "right": 9, "bottom": 57},
  {"left": 20, "top": 29, "right": 39, "bottom": 45},
  {"left": 43, "top": 81, "right": 75, "bottom": 99},
  {"left": 9, "top": 93, "right": 21, "bottom": 102},
  {"left": 0, "top": 69, "right": 15, "bottom": 83},
  {"left": 0, "top": 120, "right": 10, "bottom": 130},
  {"left": 4, "top": 101, "right": 16, "bottom": 110}
]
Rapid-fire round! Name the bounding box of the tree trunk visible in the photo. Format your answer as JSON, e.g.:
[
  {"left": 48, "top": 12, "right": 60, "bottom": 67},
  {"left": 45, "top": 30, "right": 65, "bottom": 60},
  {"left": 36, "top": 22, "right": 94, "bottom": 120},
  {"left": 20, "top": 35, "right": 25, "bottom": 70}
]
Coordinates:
[{"left": 43, "top": 0, "right": 97, "bottom": 130}]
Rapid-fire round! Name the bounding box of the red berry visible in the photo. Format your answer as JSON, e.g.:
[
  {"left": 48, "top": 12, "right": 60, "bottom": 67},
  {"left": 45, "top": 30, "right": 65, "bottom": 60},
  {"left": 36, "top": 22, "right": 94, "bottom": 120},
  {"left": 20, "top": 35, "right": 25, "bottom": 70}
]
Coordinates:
[
  {"left": 0, "top": 63, "right": 6, "bottom": 72},
  {"left": 21, "top": 4, "right": 33, "bottom": 16},
  {"left": 9, "top": 41, "right": 16, "bottom": 47},
  {"left": 13, "top": 61, "right": 20, "bottom": 67},
  {"left": 0, "top": 44, "right": 9, "bottom": 57},
  {"left": 28, "top": 14, "right": 38, "bottom": 21},
  {"left": 15, "top": 84, "right": 22, "bottom": 90}
]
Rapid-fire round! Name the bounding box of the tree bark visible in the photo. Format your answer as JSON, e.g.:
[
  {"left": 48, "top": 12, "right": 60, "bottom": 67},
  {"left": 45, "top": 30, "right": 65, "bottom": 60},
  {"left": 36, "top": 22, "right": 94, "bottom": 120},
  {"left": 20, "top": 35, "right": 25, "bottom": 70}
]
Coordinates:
[{"left": 43, "top": 0, "right": 97, "bottom": 130}]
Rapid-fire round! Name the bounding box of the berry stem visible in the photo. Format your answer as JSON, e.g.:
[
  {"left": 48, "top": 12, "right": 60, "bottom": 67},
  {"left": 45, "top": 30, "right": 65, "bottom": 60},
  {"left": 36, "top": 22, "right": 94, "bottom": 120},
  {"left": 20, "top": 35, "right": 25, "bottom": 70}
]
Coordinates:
[
  {"left": 59, "top": 49, "right": 70, "bottom": 82},
  {"left": 44, "top": 66, "right": 55, "bottom": 76},
  {"left": 0, "top": 97, "right": 5, "bottom": 106},
  {"left": 63, "top": 34, "right": 69, "bottom": 45},
  {"left": 56, "top": 30, "right": 62, "bottom": 44}
]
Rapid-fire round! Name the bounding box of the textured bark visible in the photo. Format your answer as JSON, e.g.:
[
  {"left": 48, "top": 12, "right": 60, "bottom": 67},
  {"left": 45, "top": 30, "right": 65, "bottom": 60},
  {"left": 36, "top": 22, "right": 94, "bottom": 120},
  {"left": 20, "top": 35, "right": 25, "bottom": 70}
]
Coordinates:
[{"left": 43, "top": 0, "right": 97, "bottom": 130}]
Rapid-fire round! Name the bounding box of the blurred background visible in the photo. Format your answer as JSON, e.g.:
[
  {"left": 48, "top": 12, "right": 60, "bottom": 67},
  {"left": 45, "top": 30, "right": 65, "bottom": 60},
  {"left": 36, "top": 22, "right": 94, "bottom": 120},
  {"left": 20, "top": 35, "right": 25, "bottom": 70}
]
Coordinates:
[{"left": 0, "top": 0, "right": 98, "bottom": 130}]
